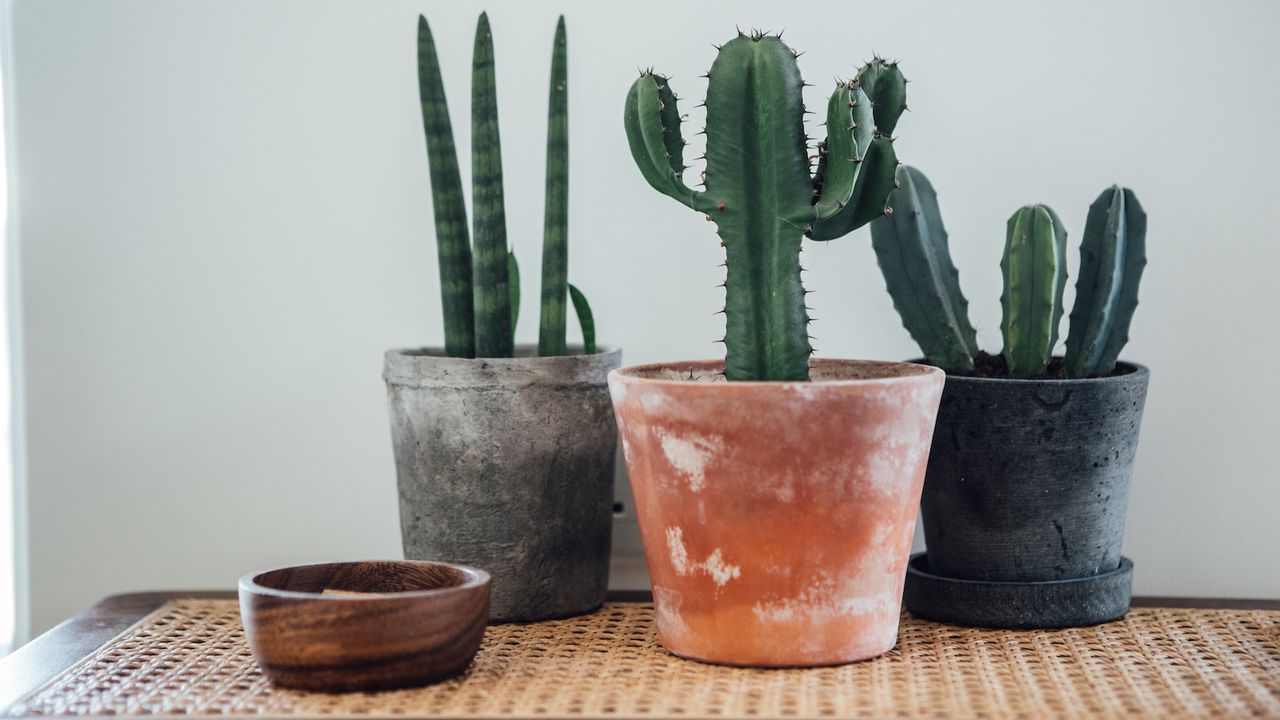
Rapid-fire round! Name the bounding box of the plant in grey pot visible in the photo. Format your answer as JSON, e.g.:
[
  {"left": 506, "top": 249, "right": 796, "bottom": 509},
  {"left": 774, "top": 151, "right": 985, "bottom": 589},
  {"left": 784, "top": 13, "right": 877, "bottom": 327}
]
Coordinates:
[
  {"left": 385, "top": 13, "right": 619, "bottom": 622},
  {"left": 870, "top": 166, "right": 1149, "bottom": 628}
]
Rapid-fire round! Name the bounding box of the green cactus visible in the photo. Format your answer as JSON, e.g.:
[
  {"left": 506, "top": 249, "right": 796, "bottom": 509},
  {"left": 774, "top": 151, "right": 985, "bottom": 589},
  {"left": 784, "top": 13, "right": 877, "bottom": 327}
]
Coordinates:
[
  {"left": 417, "top": 14, "right": 597, "bottom": 358},
  {"left": 470, "top": 13, "right": 513, "bottom": 358},
  {"left": 624, "top": 33, "right": 903, "bottom": 381},
  {"left": 538, "top": 16, "right": 571, "bottom": 356},
  {"left": 1001, "top": 204, "right": 1068, "bottom": 378},
  {"left": 870, "top": 165, "right": 979, "bottom": 372},
  {"left": 1063, "top": 187, "right": 1148, "bottom": 377},
  {"left": 417, "top": 16, "right": 474, "bottom": 358},
  {"left": 871, "top": 166, "right": 1146, "bottom": 379}
]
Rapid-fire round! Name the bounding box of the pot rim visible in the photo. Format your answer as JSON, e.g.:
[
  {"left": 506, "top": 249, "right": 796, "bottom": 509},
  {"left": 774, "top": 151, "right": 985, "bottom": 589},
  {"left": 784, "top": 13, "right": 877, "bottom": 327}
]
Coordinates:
[
  {"left": 238, "top": 560, "right": 491, "bottom": 602},
  {"left": 387, "top": 343, "right": 619, "bottom": 363},
  {"left": 917, "top": 359, "right": 1149, "bottom": 386},
  {"left": 609, "top": 357, "right": 943, "bottom": 389}
]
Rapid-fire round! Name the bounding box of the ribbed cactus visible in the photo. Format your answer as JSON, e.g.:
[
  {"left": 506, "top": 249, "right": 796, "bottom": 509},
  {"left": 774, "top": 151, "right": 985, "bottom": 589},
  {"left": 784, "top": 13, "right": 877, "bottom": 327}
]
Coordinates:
[
  {"left": 417, "top": 14, "right": 595, "bottom": 359},
  {"left": 1001, "top": 204, "right": 1068, "bottom": 378},
  {"left": 1063, "top": 187, "right": 1148, "bottom": 377},
  {"left": 624, "top": 32, "right": 904, "bottom": 381},
  {"left": 870, "top": 165, "right": 979, "bottom": 372},
  {"left": 870, "top": 166, "right": 1146, "bottom": 379}
]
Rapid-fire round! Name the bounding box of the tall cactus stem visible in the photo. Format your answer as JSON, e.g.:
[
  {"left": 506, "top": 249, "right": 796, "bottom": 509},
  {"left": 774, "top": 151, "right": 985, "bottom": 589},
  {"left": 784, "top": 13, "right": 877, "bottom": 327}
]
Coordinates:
[
  {"left": 538, "top": 16, "right": 569, "bottom": 356},
  {"left": 1063, "top": 187, "right": 1148, "bottom": 377},
  {"left": 1001, "top": 204, "right": 1067, "bottom": 378},
  {"left": 470, "top": 12, "right": 513, "bottom": 357},
  {"left": 417, "top": 16, "right": 475, "bottom": 358},
  {"left": 870, "top": 166, "right": 978, "bottom": 371}
]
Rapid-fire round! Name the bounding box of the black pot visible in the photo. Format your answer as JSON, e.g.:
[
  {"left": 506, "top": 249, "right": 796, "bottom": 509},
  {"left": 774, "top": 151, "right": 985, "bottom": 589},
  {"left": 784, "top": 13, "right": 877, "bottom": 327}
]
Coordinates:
[{"left": 907, "top": 361, "right": 1149, "bottom": 627}]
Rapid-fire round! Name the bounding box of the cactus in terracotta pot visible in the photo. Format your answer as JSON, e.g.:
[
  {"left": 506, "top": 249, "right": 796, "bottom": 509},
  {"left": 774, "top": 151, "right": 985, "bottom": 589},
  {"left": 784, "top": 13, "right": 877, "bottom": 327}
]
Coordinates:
[
  {"left": 417, "top": 13, "right": 595, "bottom": 358},
  {"left": 623, "top": 32, "right": 904, "bottom": 380},
  {"left": 871, "top": 166, "right": 1147, "bottom": 378}
]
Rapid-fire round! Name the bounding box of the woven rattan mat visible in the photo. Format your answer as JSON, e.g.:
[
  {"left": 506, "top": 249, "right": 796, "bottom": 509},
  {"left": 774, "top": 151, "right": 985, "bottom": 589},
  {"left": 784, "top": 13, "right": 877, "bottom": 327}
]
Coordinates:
[{"left": 7, "top": 600, "right": 1279, "bottom": 718}]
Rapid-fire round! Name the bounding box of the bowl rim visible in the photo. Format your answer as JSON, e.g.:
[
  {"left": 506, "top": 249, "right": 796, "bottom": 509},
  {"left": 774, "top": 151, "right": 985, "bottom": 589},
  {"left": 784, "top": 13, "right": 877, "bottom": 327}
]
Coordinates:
[{"left": 238, "top": 560, "right": 490, "bottom": 601}]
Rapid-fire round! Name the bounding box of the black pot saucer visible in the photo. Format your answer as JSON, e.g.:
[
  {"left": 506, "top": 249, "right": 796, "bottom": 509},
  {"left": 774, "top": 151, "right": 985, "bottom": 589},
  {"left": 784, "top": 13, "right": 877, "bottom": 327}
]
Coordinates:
[{"left": 903, "top": 552, "right": 1134, "bottom": 629}]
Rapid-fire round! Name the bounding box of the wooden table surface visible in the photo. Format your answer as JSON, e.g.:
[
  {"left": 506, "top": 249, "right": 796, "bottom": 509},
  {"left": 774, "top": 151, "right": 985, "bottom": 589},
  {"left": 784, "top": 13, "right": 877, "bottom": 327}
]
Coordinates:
[{"left": 1, "top": 591, "right": 1276, "bottom": 716}]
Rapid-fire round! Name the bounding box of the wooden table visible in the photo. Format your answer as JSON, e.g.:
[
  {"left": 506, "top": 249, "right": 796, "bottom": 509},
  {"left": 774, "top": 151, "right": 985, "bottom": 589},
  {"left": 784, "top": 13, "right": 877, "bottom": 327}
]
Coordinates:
[{"left": 1, "top": 591, "right": 1276, "bottom": 717}]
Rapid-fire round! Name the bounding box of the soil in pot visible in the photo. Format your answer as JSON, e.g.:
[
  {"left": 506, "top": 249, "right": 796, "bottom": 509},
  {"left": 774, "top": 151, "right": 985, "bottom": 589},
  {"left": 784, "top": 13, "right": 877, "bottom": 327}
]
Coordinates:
[
  {"left": 384, "top": 345, "right": 621, "bottom": 623},
  {"left": 609, "top": 359, "right": 944, "bottom": 667}
]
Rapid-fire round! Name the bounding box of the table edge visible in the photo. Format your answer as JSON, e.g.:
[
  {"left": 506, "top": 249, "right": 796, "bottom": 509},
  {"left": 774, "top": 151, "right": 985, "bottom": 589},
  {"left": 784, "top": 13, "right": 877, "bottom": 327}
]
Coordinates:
[{"left": 2, "top": 590, "right": 1276, "bottom": 715}]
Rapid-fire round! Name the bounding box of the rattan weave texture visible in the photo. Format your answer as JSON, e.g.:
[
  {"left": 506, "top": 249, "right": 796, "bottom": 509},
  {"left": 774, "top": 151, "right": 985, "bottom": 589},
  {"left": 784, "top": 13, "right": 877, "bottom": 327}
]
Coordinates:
[{"left": 9, "top": 600, "right": 1280, "bottom": 718}]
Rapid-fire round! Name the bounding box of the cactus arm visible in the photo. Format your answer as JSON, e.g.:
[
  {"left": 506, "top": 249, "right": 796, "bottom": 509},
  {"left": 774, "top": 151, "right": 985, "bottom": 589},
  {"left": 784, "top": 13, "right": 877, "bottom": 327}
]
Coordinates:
[
  {"left": 1064, "top": 187, "right": 1148, "bottom": 377},
  {"left": 417, "top": 16, "right": 475, "bottom": 358},
  {"left": 705, "top": 36, "right": 814, "bottom": 381},
  {"left": 869, "top": 166, "right": 978, "bottom": 371},
  {"left": 508, "top": 250, "right": 520, "bottom": 343},
  {"left": 1063, "top": 190, "right": 1120, "bottom": 376},
  {"left": 1095, "top": 189, "right": 1147, "bottom": 372},
  {"left": 623, "top": 73, "right": 711, "bottom": 213},
  {"left": 811, "top": 85, "right": 874, "bottom": 220},
  {"left": 537, "top": 16, "right": 569, "bottom": 357},
  {"left": 1001, "top": 205, "right": 1067, "bottom": 378},
  {"left": 807, "top": 135, "right": 898, "bottom": 240},
  {"left": 470, "top": 13, "right": 513, "bottom": 357},
  {"left": 853, "top": 57, "right": 908, "bottom": 136},
  {"left": 568, "top": 283, "right": 596, "bottom": 355}
]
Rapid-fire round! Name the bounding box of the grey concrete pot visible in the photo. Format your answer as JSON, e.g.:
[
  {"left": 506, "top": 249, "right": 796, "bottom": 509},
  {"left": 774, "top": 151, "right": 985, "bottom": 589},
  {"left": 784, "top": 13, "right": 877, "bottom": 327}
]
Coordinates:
[
  {"left": 384, "top": 345, "right": 621, "bottom": 623},
  {"left": 906, "top": 361, "right": 1149, "bottom": 628}
]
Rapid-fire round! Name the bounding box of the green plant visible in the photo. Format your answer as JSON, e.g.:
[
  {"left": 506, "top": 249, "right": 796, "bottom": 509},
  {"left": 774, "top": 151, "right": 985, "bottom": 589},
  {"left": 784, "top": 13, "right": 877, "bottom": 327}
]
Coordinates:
[
  {"left": 871, "top": 166, "right": 1147, "bottom": 378},
  {"left": 624, "top": 32, "right": 905, "bottom": 381},
  {"left": 418, "top": 13, "right": 594, "bottom": 358},
  {"left": 1000, "top": 204, "right": 1068, "bottom": 378}
]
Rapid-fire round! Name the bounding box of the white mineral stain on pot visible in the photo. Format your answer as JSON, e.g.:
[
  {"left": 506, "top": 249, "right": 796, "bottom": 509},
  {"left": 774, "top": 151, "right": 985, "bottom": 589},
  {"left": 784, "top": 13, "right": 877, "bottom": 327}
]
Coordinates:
[
  {"left": 753, "top": 572, "right": 897, "bottom": 624},
  {"left": 702, "top": 549, "right": 741, "bottom": 586},
  {"left": 640, "top": 390, "right": 669, "bottom": 413},
  {"left": 664, "top": 527, "right": 741, "bottom": 586},
  {"left": 772, "top": 468, "right": 796, "bottom": 502},
  {"left": 665, "top": 526, "right": 690, "bottom": 575},
  {"left": 656, "top": 430, "right": 721, "bottom": 492},
  {"left": 652, "top": 585, "right": 690, "bottom": 640}
]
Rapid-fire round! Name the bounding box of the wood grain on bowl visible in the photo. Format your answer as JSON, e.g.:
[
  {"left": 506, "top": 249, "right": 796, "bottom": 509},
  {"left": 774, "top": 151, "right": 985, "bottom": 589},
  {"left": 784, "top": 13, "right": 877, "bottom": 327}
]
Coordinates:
[{"left": 238, "top": 560, "right": 489, "bottom": 692}]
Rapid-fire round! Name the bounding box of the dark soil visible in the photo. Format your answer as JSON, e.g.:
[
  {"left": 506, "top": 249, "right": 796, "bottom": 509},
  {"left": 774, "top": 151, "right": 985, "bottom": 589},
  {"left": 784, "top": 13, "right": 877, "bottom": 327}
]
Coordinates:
[{"left": 941, "top": 351, "right": 1133, "bottom": 380}]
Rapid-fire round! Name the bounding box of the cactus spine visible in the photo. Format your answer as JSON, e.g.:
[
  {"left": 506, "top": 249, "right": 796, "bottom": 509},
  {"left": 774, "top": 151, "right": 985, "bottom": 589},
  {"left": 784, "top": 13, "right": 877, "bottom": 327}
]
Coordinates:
[
  {"left": 624, "top": 33, "right": 904, "bottom": 381},
  {"left": 417, "top": 14, "right": 596, "bottom": 358},
  {"left": 1001, "top": 205, "right": 1068, "bottom": 378},
  {"left": 1063, "top": 187, "right": 1148, "bottom": 377},
  {"left": 870, "top": 165, "right": 979, "bottom": 371}
]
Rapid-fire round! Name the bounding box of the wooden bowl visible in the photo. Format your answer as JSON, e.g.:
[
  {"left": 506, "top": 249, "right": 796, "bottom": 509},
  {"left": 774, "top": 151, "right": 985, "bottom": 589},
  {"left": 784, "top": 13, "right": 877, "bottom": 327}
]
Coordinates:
[{"left": 238, "top": 560, "right": 490, "bottom": 692}]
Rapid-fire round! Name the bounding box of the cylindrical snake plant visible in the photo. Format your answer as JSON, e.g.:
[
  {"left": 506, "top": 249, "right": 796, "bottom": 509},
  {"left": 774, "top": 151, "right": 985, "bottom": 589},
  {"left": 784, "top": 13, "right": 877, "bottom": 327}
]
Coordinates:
[{"left": 417, "top": 13, "right": 596, "bottom": 358}]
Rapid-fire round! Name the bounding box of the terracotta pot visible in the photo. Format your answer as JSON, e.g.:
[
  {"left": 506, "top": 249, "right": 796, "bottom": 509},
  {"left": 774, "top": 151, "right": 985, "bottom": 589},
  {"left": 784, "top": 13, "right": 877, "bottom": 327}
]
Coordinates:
[{"left": 609, "top": 359, "right": 944, "bottom": 667}]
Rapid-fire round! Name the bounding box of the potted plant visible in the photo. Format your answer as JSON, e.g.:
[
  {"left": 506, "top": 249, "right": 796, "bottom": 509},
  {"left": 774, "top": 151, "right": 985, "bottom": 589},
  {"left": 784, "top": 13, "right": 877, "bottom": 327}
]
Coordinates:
[
  {"left": 869, "top": 165, "right": 1149, "bottom": 628},
  {"left": 384, "top": 13, "right": 619, "bottom": 623},
  {"left": 610, "top": 31, "right": 944, "bottom": 667}
]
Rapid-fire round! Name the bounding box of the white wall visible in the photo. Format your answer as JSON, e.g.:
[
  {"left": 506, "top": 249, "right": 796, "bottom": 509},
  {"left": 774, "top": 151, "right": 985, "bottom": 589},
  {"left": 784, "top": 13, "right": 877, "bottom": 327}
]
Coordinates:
[{"left": 8, "top": 0, "right": 1279, "bottom": 637}]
